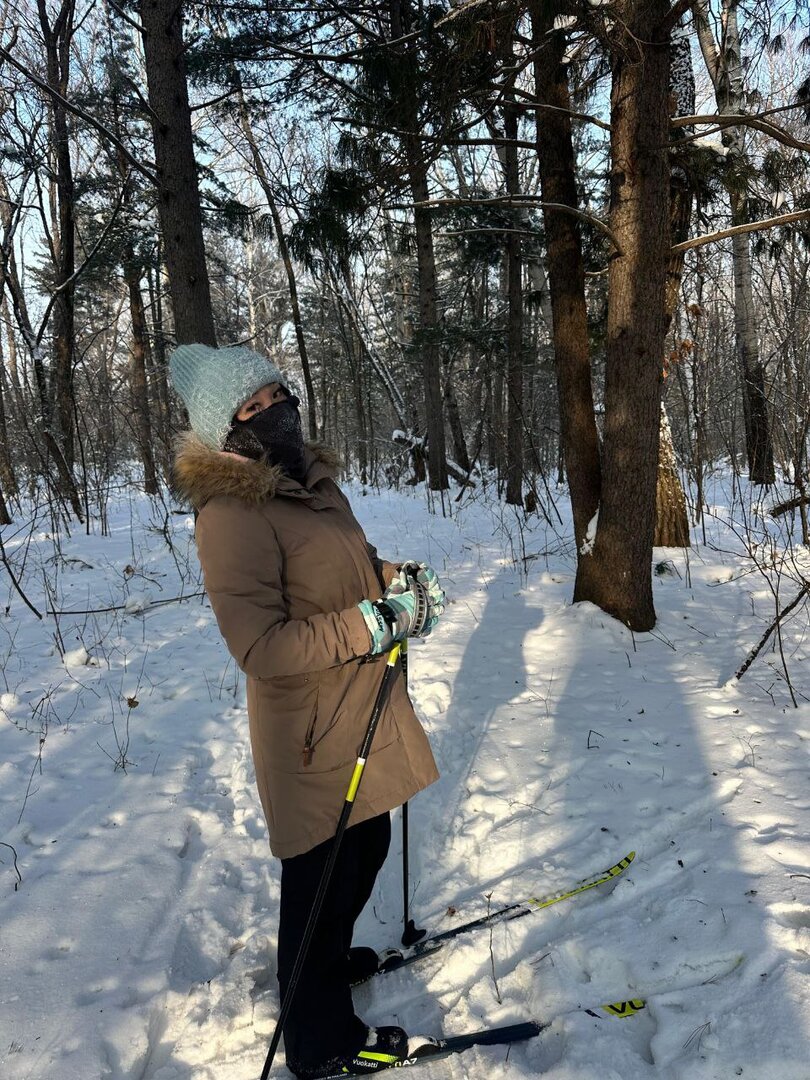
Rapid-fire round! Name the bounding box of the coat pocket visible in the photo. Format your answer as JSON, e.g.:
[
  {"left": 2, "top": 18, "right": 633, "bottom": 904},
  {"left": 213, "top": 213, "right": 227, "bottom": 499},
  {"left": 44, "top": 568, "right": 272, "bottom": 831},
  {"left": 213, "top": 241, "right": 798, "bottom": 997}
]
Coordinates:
[
  {"left": 253, "top": 673, "right": 320, "bottom": 774},
  {"left": 302, "top": 661, "right": 398, "bottom": 775}
]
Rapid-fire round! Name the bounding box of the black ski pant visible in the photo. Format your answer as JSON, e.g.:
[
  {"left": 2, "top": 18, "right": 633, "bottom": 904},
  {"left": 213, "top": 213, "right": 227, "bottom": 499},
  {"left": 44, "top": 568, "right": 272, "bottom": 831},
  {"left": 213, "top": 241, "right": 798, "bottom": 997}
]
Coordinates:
[{"left": 278, "top": 811, "right": 391, "bottom": 1074}]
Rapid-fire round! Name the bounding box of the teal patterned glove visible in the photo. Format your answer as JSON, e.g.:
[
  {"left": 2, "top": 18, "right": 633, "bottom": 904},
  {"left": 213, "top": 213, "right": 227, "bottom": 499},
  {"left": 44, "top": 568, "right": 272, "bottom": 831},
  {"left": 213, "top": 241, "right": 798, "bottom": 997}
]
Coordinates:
[
  {"left": 357, "top": 592, "right": 418, "bottom": 656},
  {"left": 392, "top": 562, "right": 446, "bottom": 636}
]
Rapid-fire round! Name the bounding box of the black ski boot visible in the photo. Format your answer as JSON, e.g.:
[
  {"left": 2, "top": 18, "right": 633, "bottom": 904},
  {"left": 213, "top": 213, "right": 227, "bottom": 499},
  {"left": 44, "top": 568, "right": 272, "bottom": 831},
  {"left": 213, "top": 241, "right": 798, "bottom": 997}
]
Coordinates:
[
  {"left": 291, "top": 1026, "right": 436, "bottom": 1078},
  {"left": 337, "top": 1026, "right": 437, "bottom": 1075}
]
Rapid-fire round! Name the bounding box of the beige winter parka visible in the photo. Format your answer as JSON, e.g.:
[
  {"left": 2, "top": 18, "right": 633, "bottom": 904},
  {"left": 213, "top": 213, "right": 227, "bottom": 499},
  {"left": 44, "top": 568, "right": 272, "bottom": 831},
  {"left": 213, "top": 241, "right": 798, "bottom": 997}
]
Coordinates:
[{"left": 173, "top": 434, "right": 439, "bottom": 859}]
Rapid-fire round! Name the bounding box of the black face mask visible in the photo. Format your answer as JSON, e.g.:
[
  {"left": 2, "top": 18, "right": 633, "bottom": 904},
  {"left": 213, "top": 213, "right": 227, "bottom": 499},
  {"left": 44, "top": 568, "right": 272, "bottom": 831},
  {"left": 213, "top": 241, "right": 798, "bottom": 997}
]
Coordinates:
[{"left": 224, "top": 396, "right": 307, "bottom": 481}]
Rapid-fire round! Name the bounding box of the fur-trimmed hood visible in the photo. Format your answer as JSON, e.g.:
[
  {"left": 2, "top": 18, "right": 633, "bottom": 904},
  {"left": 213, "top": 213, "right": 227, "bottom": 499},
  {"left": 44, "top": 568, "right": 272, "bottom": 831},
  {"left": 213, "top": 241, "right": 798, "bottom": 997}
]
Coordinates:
[{"left": 172, "top": 431, "right": 342, "bottom": 509}]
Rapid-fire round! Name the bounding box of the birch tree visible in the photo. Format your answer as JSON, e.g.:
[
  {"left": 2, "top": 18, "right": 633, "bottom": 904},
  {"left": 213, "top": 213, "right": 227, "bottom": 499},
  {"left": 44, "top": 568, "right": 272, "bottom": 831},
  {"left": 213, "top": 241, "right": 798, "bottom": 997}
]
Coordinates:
[{"left": 695, "top": 0, "right": 776, "bottom": 484}]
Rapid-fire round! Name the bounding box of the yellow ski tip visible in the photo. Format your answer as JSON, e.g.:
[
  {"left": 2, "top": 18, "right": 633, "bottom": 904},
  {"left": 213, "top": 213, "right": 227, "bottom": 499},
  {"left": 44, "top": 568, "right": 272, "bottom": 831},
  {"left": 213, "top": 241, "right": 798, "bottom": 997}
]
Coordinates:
[{"left": 600, "top": 998, "right": 646, "bottom": 1018}]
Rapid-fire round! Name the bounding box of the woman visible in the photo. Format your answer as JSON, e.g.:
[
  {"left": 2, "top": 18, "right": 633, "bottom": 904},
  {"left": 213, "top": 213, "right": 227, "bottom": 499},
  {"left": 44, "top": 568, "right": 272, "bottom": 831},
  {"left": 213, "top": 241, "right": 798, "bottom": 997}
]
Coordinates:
[{"left": 169, "top": 344, "right": 444, "bottom": 1078}]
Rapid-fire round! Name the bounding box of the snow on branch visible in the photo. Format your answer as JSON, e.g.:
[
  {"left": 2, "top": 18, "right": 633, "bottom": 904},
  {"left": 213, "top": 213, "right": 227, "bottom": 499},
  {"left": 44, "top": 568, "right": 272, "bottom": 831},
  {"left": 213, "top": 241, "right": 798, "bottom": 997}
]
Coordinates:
[{"left": 671, "top": 111, "right": 810, "bottom": 154}]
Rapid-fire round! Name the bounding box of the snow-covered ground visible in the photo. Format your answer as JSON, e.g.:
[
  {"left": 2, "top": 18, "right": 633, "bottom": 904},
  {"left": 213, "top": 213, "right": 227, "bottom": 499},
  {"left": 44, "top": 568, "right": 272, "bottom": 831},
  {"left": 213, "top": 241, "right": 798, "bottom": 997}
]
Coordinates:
[{"left": 1, "top": 474, "right": 809, "bottom": 1080}]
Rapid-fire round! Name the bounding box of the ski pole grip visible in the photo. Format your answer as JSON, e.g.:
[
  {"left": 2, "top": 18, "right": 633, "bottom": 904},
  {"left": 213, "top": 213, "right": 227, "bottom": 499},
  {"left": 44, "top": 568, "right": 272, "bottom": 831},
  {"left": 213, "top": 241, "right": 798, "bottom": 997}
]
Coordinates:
[{"left": 409, "top": 575, "right": 429, "bottom": 637}]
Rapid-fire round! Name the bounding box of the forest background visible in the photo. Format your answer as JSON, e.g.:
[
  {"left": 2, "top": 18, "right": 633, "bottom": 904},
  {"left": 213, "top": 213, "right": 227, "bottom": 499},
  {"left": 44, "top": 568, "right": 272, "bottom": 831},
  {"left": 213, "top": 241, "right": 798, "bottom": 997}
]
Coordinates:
[
  {"left": 0, "top": 0, "right": 809, "bottom": 631},
  {"left": 3, "top": 3, "right": 810, "bottom": 1077}
]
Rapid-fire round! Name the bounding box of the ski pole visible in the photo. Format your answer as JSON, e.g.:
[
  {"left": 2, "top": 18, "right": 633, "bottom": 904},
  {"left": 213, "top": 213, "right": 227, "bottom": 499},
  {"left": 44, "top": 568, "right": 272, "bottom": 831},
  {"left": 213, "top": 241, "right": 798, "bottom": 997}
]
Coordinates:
[
  {"left": 260, "top": 644, "right": 404, "bottom": 1080},
  {"left": 400, "top": 640, "right": 426, "bottom": 947}
]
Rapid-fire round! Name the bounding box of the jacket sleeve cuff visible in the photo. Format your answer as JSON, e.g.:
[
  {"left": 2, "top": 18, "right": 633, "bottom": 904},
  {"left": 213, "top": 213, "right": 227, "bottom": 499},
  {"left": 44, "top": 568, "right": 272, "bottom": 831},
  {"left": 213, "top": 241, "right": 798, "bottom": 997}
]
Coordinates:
[{"left": 344, "top": 604, "right": 373, "bottom": 656}]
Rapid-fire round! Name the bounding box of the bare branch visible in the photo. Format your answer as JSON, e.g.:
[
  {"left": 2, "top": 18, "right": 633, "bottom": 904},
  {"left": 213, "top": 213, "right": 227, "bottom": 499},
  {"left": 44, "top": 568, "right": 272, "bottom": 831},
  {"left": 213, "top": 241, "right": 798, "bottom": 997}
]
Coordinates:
[
  {"left": 107, "top": 0, "right": 145, "bottom": 34},
  {"left": 46, "top": 592, "right": 205, "bottom": 616},
  {"left": 0, "top": 533, "right": 42, "bottom": 619},
  {"left": 436, "top": 0, "right": 513, "bottom": 28},
  {"left": 0, "top": 842, "right": 22, "bottom": 889},
  {"left": 672, "top": 209, "right": 810, "bottom": 254},
  {"left": 736, "top": 583, "right": 810, "bottom": 680},
  {"left": 771, "top": 495, "right": 810, "bottom": 519},
  {"left": 0, "top": 40, "right": 158, "bottom": 185},
  {"left": 672, "top": 111, "right": 810, "bottom": 153},
  {"left": 35, "top": 175, "right": 130, "bottom": 338},
  {"left": 658, "top": 0, "right": 695, "bottom": 35},
  {"left": 507, "top": 89, "right": 612, "bottom": 131}
]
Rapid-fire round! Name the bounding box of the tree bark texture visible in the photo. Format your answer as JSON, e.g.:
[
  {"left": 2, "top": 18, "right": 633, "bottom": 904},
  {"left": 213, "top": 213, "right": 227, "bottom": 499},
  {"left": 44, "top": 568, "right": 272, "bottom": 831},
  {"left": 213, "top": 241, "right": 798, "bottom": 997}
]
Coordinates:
[
  {"left": 655, "top": 404, "right": 690, "bottom": 546},
  {"left": 349, "top": 338, "right": 369, "bottom": 486},
  {"left": 138, "top": 0, "right": 216, "bottom": 346},
  {"left": 574, "top": 0, "right": 671, "bottom": 630},
  {"left": 531, "top": 13, "right": 601, "bottom": 550}
]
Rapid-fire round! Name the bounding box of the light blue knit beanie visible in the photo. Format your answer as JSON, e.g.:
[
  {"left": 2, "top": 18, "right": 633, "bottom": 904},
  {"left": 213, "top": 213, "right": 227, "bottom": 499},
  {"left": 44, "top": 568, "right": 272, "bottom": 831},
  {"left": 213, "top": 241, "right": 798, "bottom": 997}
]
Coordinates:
[{"left": 169, "top": 344, "right": 286, "bottom": 449}]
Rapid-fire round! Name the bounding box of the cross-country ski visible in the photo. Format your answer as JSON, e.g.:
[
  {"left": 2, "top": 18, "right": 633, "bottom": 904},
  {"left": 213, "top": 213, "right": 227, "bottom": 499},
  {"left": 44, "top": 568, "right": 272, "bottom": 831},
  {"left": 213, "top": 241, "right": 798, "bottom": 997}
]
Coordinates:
[
  {"left": 368, "top": 851, "right": 635, "bottom": 978},
  {"left": 297, "top": 953, "right": 747, "bottom": 1078}
]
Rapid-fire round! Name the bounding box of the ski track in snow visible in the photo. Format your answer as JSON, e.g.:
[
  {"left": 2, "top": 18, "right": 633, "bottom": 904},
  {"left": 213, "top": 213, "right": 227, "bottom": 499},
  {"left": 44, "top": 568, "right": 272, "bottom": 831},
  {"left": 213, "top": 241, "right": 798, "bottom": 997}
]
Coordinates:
[{"left": 1, "top": 478, "right": 809, "bottom": 1079}]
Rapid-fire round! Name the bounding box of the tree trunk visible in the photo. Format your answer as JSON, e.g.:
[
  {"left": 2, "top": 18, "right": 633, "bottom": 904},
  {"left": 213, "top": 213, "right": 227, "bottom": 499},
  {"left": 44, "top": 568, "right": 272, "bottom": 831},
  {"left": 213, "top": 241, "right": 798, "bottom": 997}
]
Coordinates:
[
  {"left": 730, "top": 204, "right": 774, "bottom": 483},
  {"left": 410, "top": 165, "right": 449, "bottom": 491},
  {"left": 335, "top": 261, "right": 369, "bottom": 482},
  {"left": 38, "top": 0, "right": 79, "bottom": 473},
  {"left": 123, "top": 252, "right": 159, "bottom": 494},
  {"left": 350, "top": 335, "right": 368, "bottom": 485},
  {"left": 138, "top": 0, "right": 216, "bottom": 346},
  {"left": 655, "top": 17, "right": 695, "bottom": 548},
  {"left": 0, "top": 171, "right": 46, "bottom": 419},
  {"left": 655, "top": 404, "right": 690, "bottom": 546},
  {"left": 0, "top": 336, "right": 18, "bottom": 500},
  {"left": 504, "top": 100, "right": 524, "bottom": 506},
  {"left": 389, "top": 0, "right": 448, "bottom": 491},
  {"left": 574, "top": 0, "right": 671, "bottom": 631},
  {"left": 229, "top": 65, "right": 319, "bottom": 439},
  {"left": 530, "top": 13, "right": 601, "bottom": 551},
  {"left": 1, "top": 298, "right": 20, "bottom": 391},
  {"left": 490, "top": 271, "right": 506, "bottom": 475},
  {"left": 443, "top": 357, "right": 470, "bottom": 473},
  {"left": 694, "top": 0, "right": 774, "bottom": 484},
  {"left": 145, "top": 255, "right": 172, "bottom": 470}
]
